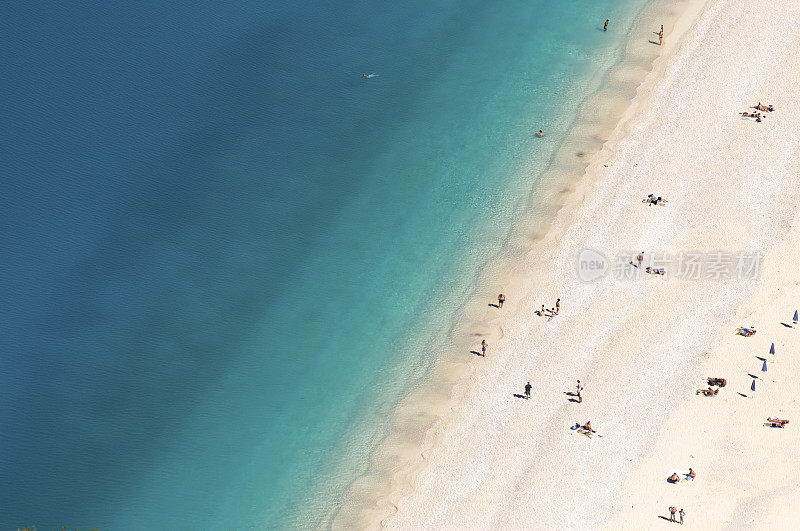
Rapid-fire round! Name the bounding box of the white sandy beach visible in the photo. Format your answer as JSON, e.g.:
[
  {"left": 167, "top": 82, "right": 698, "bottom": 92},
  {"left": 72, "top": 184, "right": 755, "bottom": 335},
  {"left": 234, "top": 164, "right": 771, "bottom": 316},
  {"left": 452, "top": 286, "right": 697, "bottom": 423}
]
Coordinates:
[{"left": 333, "top": 0, "right": 800, "bottom": 528}]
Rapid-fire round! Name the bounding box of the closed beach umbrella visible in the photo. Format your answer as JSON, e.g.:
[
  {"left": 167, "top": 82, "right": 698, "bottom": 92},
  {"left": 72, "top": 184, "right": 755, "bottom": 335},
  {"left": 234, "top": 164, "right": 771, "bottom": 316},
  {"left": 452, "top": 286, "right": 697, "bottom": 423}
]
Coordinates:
[
  {"left": 794, "top": 310, "right": 798, "bottom": 324},
  {"left": 770, "top": 343, "right": 775, "bottom": 355},
  {"left": 751, "top": 379, "right": 756, "bottom": 392},
  {"left": 762, "top": 359, "right": 768, "bottom": 372}
]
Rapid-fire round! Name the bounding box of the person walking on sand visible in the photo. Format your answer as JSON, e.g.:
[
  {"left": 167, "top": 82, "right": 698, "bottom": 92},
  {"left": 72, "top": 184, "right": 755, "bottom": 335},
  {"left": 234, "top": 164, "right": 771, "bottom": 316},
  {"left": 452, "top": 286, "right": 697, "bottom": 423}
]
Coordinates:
[
  {"left": 659, "top": 24, "right": 664, "bottom": 46},
  {"left": 576, "top": 380, "right": 583, "bottom": 403},
  {"left": 604, "top": 19, "right": 609, "bottom": 31},
  {"left": 679, "top": 508, "right": 685, "bottom": 525},
  {"left": 498, "top": 293, "right": 505, "bottom": 308},
  {"left": 481, "top": 339, "right": 487, "bottom": 357},
  {"left": 669, "top": 506, "right": 677, "bottom": 522},
  {"left": 555, "top": 298, "right": 560, "bottom": 314},
  {"left": 637, "top": 251, "right": 644, "bottom": 268},
  {"left": 525, "top": 381, "right": 532, "bottom": 399}
]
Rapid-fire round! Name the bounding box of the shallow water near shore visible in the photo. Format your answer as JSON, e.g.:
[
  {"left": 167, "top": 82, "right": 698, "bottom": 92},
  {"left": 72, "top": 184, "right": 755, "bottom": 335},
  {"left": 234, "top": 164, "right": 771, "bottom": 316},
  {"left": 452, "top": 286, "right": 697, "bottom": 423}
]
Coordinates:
[{"left": 2, "top": 0, "right": 653, "bottom": 528}]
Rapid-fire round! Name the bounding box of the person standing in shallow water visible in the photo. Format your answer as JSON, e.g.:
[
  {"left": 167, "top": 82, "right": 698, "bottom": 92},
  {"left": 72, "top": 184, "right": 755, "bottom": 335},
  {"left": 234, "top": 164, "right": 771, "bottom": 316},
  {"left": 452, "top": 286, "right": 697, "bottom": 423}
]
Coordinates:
[
  {"left": 481, "top": 339, "right": 487, "bottom": 357},
  {"left": 604, "top": 19, "right": 609, "bottom": 31},
  {"left": 524, "top": 381, "right": 532, "bottom": 399},
  {"left": 498, "top": 293, "right": 505, "bottom": 308}
]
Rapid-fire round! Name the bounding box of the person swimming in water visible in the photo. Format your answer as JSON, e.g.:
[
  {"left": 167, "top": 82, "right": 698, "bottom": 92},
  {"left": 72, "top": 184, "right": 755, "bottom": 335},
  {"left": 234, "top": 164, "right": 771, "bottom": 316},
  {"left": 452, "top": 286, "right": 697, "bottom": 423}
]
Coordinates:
[{"left": 363, "top": 72, "right": 378, "bottom": 78}]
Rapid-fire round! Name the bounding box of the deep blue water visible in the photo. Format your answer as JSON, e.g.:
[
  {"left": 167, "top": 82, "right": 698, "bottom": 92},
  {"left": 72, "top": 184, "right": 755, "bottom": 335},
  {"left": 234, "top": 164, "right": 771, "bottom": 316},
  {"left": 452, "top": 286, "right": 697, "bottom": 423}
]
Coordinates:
[{"left": 1, "top": 0, "right": 648, "bottom": 528}]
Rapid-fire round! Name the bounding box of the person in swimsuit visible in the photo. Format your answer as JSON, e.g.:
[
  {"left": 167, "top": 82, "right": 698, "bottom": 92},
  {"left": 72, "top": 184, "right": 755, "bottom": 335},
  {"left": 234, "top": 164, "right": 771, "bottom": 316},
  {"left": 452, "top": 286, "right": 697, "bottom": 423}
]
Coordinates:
[
  {"left": 498, "top": 293, "right": 505, "bottom": 308},
  {"left": 555, "top": 298, "right": 560, "bottom": 314},
  {"left": 576, "top": 380, "right": 583, "bottom": 403},
  {"left": 537, "top": 130, "right": 544, "bottom": 137},
  {"left": 696, "top": 388, "right": 718, "bottom": 397},
  {"left": 688, "top": 468, "right": 696, "bottom": 479},
  {"left": 525, "top": 381, "right": 532, "bottom": 399},
  {"left": 481, "top": 339, "right": 487, "bottom": 356},
  {"left": 604, "top": 19, "right": 609, "bottom": 31}
]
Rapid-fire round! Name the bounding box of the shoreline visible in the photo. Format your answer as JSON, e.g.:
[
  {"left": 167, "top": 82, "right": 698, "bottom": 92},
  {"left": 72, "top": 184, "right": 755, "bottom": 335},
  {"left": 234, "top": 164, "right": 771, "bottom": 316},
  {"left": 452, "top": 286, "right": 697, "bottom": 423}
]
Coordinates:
[
  {"left": 328, "top": 0, "right": 709, "bottom": 527},
  {"left": 329, "top": 0, "right": 800, "bottom": 525}
]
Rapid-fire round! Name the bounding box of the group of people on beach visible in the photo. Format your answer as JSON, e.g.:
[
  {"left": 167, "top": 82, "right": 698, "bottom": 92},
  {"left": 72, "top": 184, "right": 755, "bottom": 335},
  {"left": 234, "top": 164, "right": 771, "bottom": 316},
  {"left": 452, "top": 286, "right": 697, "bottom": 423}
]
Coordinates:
[
  {"left": 483, "top": 294, "right": 573, "bottom": 406},
  {"left": 572, "top": 421, "right": 595, "bottom": 437},
  {"left": 630, "top": 251, "right": 666, "bottom": 276},
  {"left": 765, "top": 417, "right": 789, "bottom": 428},
  {"left": 668, "top": 468, "right": 695, "bottom": 483},
  {"left": 669, "top": 506, "right": 685, "bottom": 524},
  {"left": 477, "top": 294, "right": 507, "bottom": 356},
  {"left": 741, "top": 102, "right": 775, "bottom": 122},
  {"left": 697, "top": 375, "right": 727, "bottom": 397},
  {"left": 536, "top": 298, "right": 560, "bottom": 318},
  {"left": 736, "top": 326, "right": 756, "bottom": 337},
  {"left": 643, "top": 193, "right": 667, "bottom": 206}
]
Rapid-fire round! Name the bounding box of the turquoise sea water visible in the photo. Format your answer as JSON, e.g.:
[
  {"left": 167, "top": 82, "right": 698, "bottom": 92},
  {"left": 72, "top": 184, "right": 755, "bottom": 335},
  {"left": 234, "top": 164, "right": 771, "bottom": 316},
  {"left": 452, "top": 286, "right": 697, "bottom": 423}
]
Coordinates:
[{"left": 1, "top": 0, "right": 650, "bottom": 528}]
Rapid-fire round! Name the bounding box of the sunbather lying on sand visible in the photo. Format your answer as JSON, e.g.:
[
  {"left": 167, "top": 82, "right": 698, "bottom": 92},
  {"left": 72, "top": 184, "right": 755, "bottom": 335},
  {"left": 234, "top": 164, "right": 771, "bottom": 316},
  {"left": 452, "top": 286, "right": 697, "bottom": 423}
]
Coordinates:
[
  {"left": 707, "top": 377, "right": 727, "bottom": 387},
  {"left": 736, "top": 326, "right": 756, "bottom": 337},
  {"left": 696, "top": 388, "right": 719, "bottom": 397},
  {"left": 643, "top": 194, "right": 667, "bottom": 206},
  {"left": 765, "top": 417, "right": 789, "bottom": 428},
  {"left": 755, "top": 102, "right": 774, "bottom": 112},
  {"left": 668, "top": 473, "right": 681, "bottom": 483},
  {"left": 645, "top": 267, "right": 665, "bottom": 275}
]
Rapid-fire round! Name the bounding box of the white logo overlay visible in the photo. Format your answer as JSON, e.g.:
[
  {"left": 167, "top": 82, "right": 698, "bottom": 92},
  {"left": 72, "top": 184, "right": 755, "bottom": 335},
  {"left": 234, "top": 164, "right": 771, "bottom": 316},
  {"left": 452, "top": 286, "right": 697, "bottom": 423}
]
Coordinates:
[{"left": 577, "top": 248, "right": 608, "bottom": 282}]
